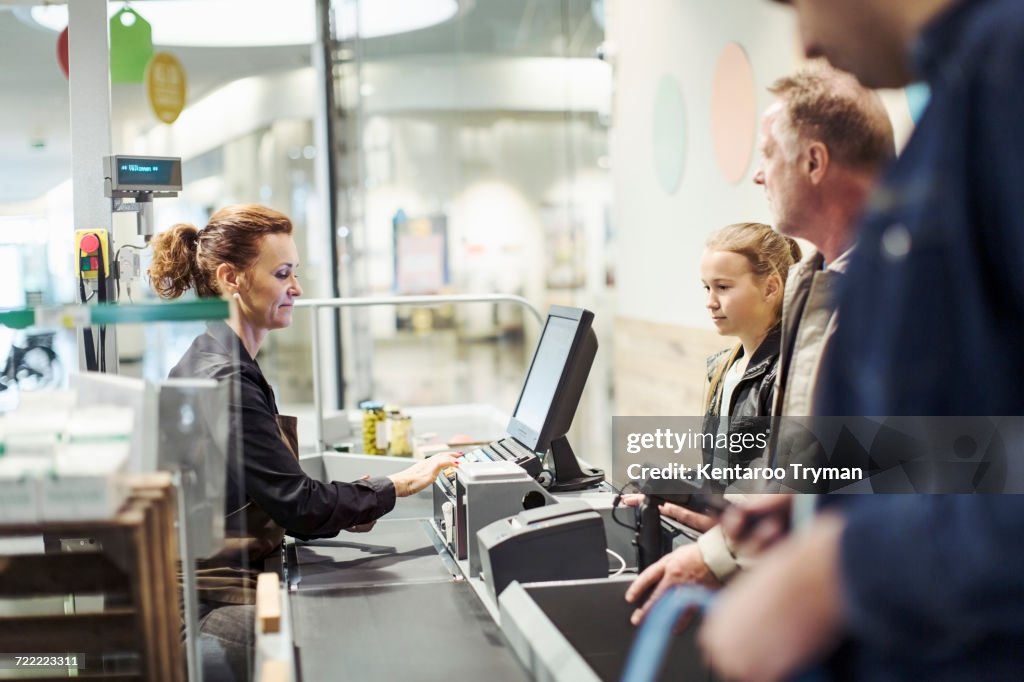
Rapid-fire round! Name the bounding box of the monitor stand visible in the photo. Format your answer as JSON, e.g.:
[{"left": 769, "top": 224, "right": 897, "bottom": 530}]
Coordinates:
[{"left": 547, "top": 435, "right": 605, "bottom": 492}]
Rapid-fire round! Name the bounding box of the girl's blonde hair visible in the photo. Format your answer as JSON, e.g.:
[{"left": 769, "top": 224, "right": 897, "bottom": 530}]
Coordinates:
[{"left": 702, "top": 222, "right": 801, "bottom": 413}]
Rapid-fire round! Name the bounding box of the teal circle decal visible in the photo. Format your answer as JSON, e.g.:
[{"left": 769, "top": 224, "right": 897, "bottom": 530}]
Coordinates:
[{"left": 652, "top": 75, "right": 687, "bottom": 194}]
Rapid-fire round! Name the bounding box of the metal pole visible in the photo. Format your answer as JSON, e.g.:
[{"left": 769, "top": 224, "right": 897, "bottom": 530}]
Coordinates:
[
  {"left": 313, "top": 0, "right": 346, "bottom": 410},
  {"left": 68, "top": 0, "right": 118, "bottom": 373},
  {"left": 295, "top": 294, "right": 545, "bottom": 452},
  {"left": 294, "top": 294, "right": 545, "bottom": 325},
  {"left": 310, "top": 306, "right": 324, "bottom": 453}
]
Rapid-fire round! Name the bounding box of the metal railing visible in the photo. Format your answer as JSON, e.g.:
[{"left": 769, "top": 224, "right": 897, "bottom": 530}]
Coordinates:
[{"left": 294, "top": 294, "right": 544, "bottom": 452}]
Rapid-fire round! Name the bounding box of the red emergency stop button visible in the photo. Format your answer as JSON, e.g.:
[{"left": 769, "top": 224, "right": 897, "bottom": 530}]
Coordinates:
[{"left": 81, "top": 233, "right": 100, "bottom": 254}]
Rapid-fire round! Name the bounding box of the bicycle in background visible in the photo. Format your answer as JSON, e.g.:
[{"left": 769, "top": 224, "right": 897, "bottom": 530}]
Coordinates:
[{"left": 0, "top": 330, "right": 62, "bottom": 394}]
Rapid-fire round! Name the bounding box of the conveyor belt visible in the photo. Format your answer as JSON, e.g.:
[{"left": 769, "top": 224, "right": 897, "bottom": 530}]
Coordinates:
[
  {"left": 288, "top": 518, "right": 455, "bottom": 590},
  {"left": 287, "top": 518, "right": 530, "bottom": 681}
]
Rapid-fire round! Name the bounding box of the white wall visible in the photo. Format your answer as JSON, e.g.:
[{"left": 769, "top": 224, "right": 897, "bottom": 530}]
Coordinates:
[{"left": 608, "top": 0, "right": 798, "bottom": 329}]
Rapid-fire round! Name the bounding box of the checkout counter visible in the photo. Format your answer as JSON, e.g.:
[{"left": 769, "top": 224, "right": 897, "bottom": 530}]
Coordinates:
[
  {"left": 285, "top": 451, "right": 713, "bottom": 682},
  {"left": 0, "top": 300, "right": 712, "bottom": 680},
  {"left": 280, "top": 306, "right": 717, "bottom": 682}
]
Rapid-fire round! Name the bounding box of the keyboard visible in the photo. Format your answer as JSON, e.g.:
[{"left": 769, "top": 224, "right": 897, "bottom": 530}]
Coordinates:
[{"left": 463, "top": 438, "right": 543, "bottom": 478}]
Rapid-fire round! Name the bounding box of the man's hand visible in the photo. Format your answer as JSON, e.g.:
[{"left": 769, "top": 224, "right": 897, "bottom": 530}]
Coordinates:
[
  {"left": 387, "top": 451, "right": 462, "bottom": 497},
  {"left": 625, "top": 544, "right": 722, "bottom": 626},
  {"left": 720, "top": 493, "right": 793, "bottom": 555},
  {"left": 699, "top": 512, "right": 847, "bottom": 682},
  {"left": 620, "top": 494, "right": 717, "bottom": 532}
]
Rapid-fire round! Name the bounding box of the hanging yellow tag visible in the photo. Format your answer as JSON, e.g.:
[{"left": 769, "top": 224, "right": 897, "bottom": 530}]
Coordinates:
[{"left": 145, "top": 52, "right": 187, "bottom": 124}]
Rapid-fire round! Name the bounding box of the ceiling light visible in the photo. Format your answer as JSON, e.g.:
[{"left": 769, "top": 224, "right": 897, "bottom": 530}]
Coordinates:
[
  {"left": 25, "top": 0, "right": 459, "bottom": 47},
  {"left": 334, "top": 0, "right": 459, "bottom": 41}
]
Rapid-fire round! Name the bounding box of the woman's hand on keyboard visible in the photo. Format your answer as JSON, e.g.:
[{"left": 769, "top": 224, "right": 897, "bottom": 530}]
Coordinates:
[{"left": 388, "top": 451, "right": 463, "bottom": 497}]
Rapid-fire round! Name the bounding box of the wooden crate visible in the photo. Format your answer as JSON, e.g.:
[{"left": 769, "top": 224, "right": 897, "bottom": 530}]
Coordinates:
[{"left": 0, "top": 474, "right": 184, "bottom": 681}]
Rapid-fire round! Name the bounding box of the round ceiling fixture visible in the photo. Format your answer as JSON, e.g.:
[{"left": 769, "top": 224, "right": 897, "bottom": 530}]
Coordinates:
[{"left": 24, "top": 0, "right": 459, "bottom": 47}]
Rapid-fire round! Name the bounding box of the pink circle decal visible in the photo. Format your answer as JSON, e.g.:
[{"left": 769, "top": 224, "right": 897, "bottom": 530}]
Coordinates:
[{"left": 710, "top": 42, "right": 757, "bottom": 184}]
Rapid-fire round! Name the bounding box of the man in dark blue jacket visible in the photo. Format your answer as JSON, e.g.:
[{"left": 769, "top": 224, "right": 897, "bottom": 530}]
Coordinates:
[{"left": 700, "top": 1, "right": 1024, "bottom": 680}]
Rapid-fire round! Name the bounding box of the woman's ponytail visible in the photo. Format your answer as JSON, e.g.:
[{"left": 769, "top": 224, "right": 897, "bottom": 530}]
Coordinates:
[{"left": 148, "top": 223, "right": 201, "bottom": 299}]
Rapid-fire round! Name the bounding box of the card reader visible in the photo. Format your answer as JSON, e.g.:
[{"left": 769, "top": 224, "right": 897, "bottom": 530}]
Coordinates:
[{"left": 476, "top": 500, "right": 607, "bottom": 600}]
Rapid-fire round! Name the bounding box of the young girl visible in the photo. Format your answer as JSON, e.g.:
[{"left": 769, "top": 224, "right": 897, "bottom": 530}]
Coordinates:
[
  {"left": 621, "top": 222, "right": 800, "bottom": 522},
  {"left": 701, "top": 221, "right": 801, "bottom": 478}
]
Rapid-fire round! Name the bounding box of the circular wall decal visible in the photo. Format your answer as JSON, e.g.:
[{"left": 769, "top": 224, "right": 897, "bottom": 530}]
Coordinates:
[
  {"left": 710, "top": 42, "right": 757, "bottom": 184},
  {"left": 652, "top": 75, "right": 687, "bottom": 194}
]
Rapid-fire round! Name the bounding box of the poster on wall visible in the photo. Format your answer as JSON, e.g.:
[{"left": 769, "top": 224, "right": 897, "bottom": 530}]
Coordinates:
[{"left": 392, "top": 211, "right": 449, "bottom": 294}]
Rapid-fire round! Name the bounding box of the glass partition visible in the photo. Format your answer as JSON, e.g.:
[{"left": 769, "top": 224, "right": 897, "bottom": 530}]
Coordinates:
[
  {"left": 0, "top": 300, "right": 247, "bottom": 680},
  {"left": 296, "top": 0, "right": 614, "bottom": 464}
]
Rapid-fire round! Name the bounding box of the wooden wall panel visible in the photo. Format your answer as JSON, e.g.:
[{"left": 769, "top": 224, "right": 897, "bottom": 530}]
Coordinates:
[{"left": 613, "top": 316, "right": 729, "bottom": 416}]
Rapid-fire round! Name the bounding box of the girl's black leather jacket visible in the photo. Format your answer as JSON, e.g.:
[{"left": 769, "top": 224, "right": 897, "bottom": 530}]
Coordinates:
[{"left": 701, "top": 324, "right": 781, "bottom": 471}]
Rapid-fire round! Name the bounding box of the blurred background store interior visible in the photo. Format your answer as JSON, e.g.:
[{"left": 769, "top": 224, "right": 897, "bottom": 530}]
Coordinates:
[{"left": 0, "top": 0, "right": 920, "bottom": 469}]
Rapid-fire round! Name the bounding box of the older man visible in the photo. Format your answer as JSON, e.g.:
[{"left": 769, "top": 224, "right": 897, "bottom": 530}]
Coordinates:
[
  {"left": 757, "top": 66, "right": 893, "bottom": 419},
  {"left": 625, "top": 65, "right": 894, "bottom": 623},
  {"left": 701, "top": 1, "right": 1024, "bottom": 680}
]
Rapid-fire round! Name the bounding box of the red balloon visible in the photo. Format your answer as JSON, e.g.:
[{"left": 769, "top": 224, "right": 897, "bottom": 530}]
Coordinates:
[{"left": 57, "top": 28, "right": 69, "bottom": 79}]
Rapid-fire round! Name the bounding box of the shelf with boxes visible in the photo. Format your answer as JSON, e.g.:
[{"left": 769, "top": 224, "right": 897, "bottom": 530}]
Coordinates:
[{"left": 0, "top": 474, "right": 184, "bottom": 681}]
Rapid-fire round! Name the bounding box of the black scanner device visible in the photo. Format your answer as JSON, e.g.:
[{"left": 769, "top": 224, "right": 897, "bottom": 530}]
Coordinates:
[{"left": 476, "top": 500, "right": 608, "bottom": 599}]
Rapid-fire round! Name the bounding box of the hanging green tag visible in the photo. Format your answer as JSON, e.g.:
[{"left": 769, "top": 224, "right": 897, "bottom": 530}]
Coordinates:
[{"left": 109, "top": 7, "right": 154, "bottom": 83}]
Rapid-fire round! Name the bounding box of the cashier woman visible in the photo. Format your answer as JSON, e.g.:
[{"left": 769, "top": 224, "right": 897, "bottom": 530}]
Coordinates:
[{"left": 149, "top": 204, "right": 460, "bottom": 680}]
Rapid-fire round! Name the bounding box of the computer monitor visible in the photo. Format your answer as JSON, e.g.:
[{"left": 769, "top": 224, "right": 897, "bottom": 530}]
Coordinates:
[{"left": 507, "top": 305, "right": 603, "bottom": 491}]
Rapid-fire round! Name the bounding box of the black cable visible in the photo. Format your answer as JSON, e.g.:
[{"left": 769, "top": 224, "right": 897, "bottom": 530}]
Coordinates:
[
  {"left": 611, "top": 480, "right": 642, "bottom": 532},
  {"left": 96, "top": 240, "right": 107, "bottom": 372},
  {"left": 99, "top": 327, "right": 106, "bottom": 372},
  {"left": 114, "top": 243, "right": 146, "bottom": 258},
  {"left": 96, "top": 239, "right": 107, "bottom": 306},
  {"left": 79, "top": 271, "right": 98, "bottom": 372}
]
